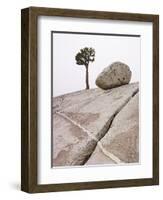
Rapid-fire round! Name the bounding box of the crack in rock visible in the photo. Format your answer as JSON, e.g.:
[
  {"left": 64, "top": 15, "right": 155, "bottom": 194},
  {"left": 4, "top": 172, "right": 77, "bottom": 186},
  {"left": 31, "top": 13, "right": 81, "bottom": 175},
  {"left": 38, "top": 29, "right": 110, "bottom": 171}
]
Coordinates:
[{"left": 56, "top": 111, "right": 123, "bottom": 164}]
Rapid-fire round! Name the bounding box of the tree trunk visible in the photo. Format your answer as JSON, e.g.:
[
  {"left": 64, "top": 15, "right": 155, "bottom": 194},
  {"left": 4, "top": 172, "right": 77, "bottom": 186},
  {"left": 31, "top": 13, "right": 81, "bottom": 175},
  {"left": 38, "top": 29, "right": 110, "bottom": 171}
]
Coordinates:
[{"left": 85, "top": 65, "right": 90, "bottom": 89}]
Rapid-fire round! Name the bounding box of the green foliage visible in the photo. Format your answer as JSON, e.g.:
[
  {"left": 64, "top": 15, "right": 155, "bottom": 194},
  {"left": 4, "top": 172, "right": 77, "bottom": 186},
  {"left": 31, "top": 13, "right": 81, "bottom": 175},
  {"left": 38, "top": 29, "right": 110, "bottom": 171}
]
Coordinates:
[{"left": 75, "top": 47, "right": 95, "bottom": 66}]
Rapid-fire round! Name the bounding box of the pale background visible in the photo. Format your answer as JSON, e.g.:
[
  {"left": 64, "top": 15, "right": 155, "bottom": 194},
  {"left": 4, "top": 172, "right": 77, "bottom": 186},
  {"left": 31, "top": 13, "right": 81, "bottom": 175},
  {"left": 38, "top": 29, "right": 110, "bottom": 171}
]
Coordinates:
[
  {"left": 0, "top": 0, "right": 162, "bottom": 199},
  {"left": 53, "top": 33, "right": 140, "bottom": 96}
]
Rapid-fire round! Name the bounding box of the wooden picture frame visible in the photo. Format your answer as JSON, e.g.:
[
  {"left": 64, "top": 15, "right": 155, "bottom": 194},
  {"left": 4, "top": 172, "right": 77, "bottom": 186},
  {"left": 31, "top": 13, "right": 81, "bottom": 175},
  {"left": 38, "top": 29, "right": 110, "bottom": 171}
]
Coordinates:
[{"left": 21, "top": 7, "right": 159, "bottom": 193}]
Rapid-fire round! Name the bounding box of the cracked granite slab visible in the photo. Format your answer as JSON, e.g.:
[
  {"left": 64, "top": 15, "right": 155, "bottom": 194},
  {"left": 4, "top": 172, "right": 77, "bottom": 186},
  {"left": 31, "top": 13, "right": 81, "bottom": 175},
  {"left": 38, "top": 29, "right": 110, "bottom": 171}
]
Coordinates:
[
  {"left": 86, "top": 93, "right": 139, "bottom": 165},
  {"left": 52, "top": 82, "right": 139, "bottom": 167}
]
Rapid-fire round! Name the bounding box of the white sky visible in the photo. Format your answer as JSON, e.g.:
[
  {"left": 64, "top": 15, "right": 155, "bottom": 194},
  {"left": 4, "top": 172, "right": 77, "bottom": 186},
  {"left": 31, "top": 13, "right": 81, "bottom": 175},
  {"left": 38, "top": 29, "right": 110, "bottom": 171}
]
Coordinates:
[{"left": 53, "top": 33, "right": 140, "bottom": 97}]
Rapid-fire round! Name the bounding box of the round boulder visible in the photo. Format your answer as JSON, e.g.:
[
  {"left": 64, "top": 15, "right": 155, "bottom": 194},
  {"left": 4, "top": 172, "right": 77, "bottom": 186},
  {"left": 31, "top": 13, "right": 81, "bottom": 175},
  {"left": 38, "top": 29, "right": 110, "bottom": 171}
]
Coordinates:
[{"left": 96, "top": 61, "right": 132, "bottom": 90}]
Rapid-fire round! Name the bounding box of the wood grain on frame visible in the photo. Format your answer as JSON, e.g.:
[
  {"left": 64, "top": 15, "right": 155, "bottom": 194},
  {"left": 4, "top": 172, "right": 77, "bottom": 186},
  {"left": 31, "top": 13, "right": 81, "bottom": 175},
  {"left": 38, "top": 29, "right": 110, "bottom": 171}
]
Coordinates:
[{"left": 21, "top": 7, "right": 159, "bottom": 193}]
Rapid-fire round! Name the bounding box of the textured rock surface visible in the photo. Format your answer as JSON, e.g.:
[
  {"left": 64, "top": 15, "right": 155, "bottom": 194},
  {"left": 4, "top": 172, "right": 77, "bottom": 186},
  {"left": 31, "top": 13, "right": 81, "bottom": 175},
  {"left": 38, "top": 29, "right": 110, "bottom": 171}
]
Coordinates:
[
  {"left": 86, "top": 93, "right": 139, "bottom": 165},
  {"left": 96, "top": 61, "right": 132, "bottom": 89},
  {"left": 53, "top": 82, "right": 139, "bottom": 167}
]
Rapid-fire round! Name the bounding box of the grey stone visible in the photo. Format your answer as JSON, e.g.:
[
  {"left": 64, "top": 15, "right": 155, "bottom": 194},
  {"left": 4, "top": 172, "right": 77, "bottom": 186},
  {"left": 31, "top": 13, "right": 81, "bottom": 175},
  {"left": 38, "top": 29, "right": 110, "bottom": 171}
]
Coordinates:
[
  {"left": 86, "top": 93, "right": 139, "bottom": 165},
  {"left": 52, "top": 83, "right": 139, "bottom": 167},
  {"left": 96, "top": 61, "right": 132, "bottom": 89}
]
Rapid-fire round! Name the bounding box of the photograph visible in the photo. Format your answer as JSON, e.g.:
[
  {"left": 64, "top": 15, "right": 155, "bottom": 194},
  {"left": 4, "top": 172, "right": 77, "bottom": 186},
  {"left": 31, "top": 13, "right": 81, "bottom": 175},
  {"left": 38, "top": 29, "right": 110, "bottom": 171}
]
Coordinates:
[{"left": 52, "top": 31, "right": 140, "bottom": 167}]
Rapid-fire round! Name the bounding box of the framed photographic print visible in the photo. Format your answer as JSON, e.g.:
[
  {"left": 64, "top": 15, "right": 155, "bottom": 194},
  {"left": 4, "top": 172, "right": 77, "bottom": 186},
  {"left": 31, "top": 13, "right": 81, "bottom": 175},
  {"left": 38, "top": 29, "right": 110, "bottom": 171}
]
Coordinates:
[{"left": 21, "top": 7, "right": 159, "bottom": 193}]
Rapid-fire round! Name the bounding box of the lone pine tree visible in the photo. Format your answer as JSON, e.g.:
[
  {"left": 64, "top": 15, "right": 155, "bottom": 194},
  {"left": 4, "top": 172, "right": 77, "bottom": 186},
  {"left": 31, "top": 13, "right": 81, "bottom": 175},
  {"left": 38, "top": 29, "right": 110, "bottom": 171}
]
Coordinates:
[{"left": 75, "top": 47, "right": 95, "bottom": 89}]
